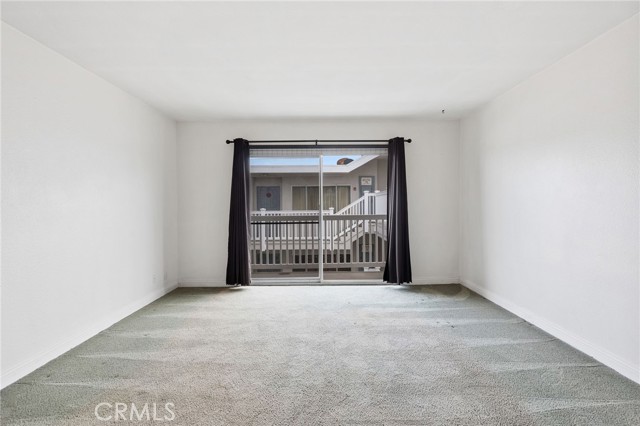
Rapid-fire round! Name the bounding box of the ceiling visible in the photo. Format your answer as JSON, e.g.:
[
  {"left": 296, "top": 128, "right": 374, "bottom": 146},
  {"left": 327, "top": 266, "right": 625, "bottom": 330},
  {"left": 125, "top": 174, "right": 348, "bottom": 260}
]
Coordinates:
[{"left": 2, "top": 1, "right": 638, "bottom": 121}]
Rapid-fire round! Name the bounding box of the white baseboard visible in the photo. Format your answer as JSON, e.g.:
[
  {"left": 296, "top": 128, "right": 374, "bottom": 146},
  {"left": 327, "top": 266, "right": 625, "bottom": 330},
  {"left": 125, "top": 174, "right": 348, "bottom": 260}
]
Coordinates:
[
  {"left": 179, "top": 279, "right": 227, "bottom": 287},
  {"left": 460, "top": 278, "right": 640, "bottom": 384},
  {"left": 0, "top": 282, "right": 179, "bottom": 389},
  {"left": 411, "top": 276, "right": 460, "bottom": 285}
]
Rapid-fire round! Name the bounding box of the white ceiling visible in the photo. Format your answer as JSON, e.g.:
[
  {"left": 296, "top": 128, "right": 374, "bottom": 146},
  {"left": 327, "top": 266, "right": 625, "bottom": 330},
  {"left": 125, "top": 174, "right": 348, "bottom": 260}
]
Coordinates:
[{"left": 2, "top": 1, "right": 638, "bottom": 121}]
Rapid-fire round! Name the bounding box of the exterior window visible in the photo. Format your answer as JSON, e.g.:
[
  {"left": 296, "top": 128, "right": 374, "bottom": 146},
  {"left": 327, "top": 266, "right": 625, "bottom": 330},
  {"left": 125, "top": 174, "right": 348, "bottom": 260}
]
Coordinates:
[
  {"left": 323, "top": 186, "right": 337, "bottom": 210},
  {"left": 292, "top": 187, "right": 307, "bottom": 210},
  {"left": 292, "top": 186, "right": 350, "bottom": 211},
  {"left": 337, "top": 186, "right": 350, "bottom": 210},
  {"left": 307, "top": 187, "right": 320, "bottom": 210}
]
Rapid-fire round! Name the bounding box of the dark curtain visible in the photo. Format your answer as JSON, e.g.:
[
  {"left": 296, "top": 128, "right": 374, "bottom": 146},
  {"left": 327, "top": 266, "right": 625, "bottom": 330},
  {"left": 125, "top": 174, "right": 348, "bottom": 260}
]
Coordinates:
[
  {"left": 225, "top": 138, "right": 251, "bottom": 285},
  {"left": 383, "top": 137, "right": 412, "bottom": 284}
]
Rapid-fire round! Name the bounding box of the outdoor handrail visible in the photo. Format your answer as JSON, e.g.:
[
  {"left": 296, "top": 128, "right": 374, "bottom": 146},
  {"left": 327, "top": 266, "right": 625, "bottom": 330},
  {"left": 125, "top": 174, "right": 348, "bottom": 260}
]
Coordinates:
[{"left": 250, "top": 212, "right": 387, "bottom": 270}]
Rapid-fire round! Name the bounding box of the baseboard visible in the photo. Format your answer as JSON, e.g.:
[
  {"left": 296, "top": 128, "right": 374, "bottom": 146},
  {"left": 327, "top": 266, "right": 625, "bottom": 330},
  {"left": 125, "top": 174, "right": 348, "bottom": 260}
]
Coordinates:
[
  {"left": 460, "top": 278, "right": 640, "bottom": 384},
  {"left": 179, "top": 279, "right": 227, "bottom": 287},
  {"left": 410, "top": 276, "right": 460, "bottom": 285},
  {"left": 0, "top": 282, "right": 179, "bottom": 389}
]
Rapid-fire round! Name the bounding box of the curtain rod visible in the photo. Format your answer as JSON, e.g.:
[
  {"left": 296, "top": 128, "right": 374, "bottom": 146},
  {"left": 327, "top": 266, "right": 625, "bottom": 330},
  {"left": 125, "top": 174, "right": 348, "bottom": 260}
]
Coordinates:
[
  {"left": 225, "top": 138, "right": 411, "bottom": 144},
  {"left": 241, "top": 144, "right": 390, "bottom": 150}
]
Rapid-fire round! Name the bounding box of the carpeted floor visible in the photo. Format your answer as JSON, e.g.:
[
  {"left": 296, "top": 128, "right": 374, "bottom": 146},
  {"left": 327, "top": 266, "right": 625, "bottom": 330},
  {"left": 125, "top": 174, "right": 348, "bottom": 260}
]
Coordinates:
[{"left": 2, "top": 285, "right": 639, "bottom": 425}]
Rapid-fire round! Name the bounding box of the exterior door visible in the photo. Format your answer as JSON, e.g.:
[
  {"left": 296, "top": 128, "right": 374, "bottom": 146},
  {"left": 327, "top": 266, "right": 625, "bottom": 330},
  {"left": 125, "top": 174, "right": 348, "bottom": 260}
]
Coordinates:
[
  {"left": 257, "top": 186, "right": 281, "bottom": 211},
  {"left": 359, "top": 176, "right": 375, "bottom": 197},
  {"left": 249, "top": 151, "right": 387, "bottom": 283}
]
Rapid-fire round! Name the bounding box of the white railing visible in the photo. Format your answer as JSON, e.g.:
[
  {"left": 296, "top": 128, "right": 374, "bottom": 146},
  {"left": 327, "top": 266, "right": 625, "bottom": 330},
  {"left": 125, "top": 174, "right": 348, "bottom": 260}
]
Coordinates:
[
  {"left": 250, "top": 213, "right": 387, "bottom": 271},
  {"left": 323, "top": 214, "right": 387, "bottom": 267},
  {"left": 250, "top": 191, "right": 388, "bottom": 271},
  {"left": 329, "top": 191, "right": 386, "bottom": 237},
  {"left": 334, "top": 190, "right": 387, "bottom": 216},
  {"left": 252, "top": 209, "right": 335, "bottom": 217},
  {"left": 250, "top": 209, "right": 333, "bottom": 250}
]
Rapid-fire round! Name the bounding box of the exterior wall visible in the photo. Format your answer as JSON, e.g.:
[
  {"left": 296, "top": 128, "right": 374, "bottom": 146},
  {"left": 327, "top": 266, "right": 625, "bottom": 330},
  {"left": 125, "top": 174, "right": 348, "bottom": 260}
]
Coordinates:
[
  {"left": 252, "top": 157, "right": 385, "bottom": 211},
  {"left": 376, "top": 159, "right": 388, "bottom": 191}
]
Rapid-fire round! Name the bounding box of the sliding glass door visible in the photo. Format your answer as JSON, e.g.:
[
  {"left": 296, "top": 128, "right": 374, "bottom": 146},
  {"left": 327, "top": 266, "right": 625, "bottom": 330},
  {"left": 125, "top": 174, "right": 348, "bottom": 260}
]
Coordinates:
[
  {"left": 249, "top": 148, "right": 388, "bottom": 283},
  {"left": 249, "top": 153, "right": 321, "bottom": 282}
]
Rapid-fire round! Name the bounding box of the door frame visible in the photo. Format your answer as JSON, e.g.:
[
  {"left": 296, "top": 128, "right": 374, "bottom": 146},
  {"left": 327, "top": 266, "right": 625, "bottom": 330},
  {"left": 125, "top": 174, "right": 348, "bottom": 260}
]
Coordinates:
[
  {"left": 256, "top": 185, "right": 281, "bottom": 211},
  {"left": 249, "top": 151, "right": 387, "bottom": 285}
]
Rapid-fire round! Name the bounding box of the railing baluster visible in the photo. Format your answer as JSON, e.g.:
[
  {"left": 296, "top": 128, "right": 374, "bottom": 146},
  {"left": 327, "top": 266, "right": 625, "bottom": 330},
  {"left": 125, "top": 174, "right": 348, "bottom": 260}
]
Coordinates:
[
  {"left": 324, "top": 219, "right": 327, "bottom": 266},
  {"left": 251, "top": 224, "right": 255, "bottom": 268},
  {"left": 312, "top": 221, "right": 316, "bottom": 268},
  {"left": 372, "top": 219, "right": 376, "bottom": 265},
  {"left": 382, "top": 218, "right": 386, "bottom": 266},
  {"left": 267, "top": 221, "right": 271, "bottom": 266},
  {"left": 260, "top": 209, "right": 266, "bottom": 253},
  {"left": 340, "top": 218, "right": 344, "bottom": 266},
  {"left": 364, "top": 219, "right": 368, "bottom": 266},
  {"left": 273, "top": 222, "right": 276, "bottom": 265},
  {"left": 297, "top": 221, "right": 301, "bottom": 266},
  {"left": 364, "top": 217, "right": 368, "bottom": 265},
  {"left": 334, "top": 219, "right": 338, "bottom": 264},
  {"left": 357, "top": 217, "right": 361, "bottom": 265},
  {"left": 345, "top": 218, "right": 348, "bottom": 266},
  {"left": 351, "top": 219, "right": 355, "bottom": 267},
  {"left": 346, "top": 219, "right": 349, "bottom": 266},
  {"left": 328, "top": 218, "right": 331, "bottom": 267},
  {"left": 336, "top": 218, "right": 339, "bottom": 266},
  {"left": 287, "top": 222, "right": 295, "bottom": 265},
  {"left": 346, "top": 218, "right": 349, "bottom": 265},
  {"left": 373, "top": 219, "right": 377, "bottom": 264},
  {"left": 329, "top": 219, "right": 333, "bottom": 264},
  {"left": 335, "top": 218, "right": 338, "bottom": 266},
  {"left": 256, "top": 223, "right": 261, "bottom": 265},
  {"left": 286, "top": 219, "right": 290, "bottom": 266},
  {"left": 268, "top": 223, "right": 272, "bottom": 265},
  {"left": 279, "top": 221, "right": 282, "bottom": 269},
  {"left": 256, "top": 223, "right": 259, "bottom": 265},
  {"left": 287, "top": 222, "right": 294, "bottom": 265}
]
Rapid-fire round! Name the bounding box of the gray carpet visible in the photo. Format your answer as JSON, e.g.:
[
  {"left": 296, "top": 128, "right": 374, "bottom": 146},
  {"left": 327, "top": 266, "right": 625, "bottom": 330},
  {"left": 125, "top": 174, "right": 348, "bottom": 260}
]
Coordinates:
[{"left": 2, "top": 285, "right": 639, "bottom": 425}]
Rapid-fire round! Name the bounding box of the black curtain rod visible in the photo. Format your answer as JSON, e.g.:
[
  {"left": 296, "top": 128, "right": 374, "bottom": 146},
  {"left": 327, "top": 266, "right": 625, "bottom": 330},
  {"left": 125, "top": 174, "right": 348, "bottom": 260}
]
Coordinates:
[
  {"left": 225, "top": 138, "right": 411, "bottom": 144},
  {"left": 241, "top": 144, "right": 390, "bottom": 150}
]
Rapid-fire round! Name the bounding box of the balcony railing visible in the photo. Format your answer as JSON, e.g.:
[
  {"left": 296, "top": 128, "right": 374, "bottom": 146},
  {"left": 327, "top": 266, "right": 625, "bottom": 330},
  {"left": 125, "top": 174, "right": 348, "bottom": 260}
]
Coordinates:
[{"left": 250, "top": 191, "right": 387, "bottom": 273}]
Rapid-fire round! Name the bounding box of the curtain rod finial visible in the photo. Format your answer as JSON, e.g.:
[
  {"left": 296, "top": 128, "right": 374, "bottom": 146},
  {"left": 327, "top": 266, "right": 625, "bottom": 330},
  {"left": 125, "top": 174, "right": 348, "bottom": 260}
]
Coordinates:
[
  {"left": 389, "top": 137, "right": 411, "bottom": 143},
  {"left": 227, "top": 138, "right": 247, "bottom": 144}
]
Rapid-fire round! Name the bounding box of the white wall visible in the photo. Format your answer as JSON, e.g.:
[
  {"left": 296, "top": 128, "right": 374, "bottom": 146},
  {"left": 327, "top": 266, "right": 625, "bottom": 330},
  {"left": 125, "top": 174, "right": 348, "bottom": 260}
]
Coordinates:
[
  {"left": 178, "top": 119, "right": 459, "bottom": 285},
  {"left": 1, "top": 24, "right": 178, "bottom": 387},
  {"left": 460, "top": 16, "right": 639, "bottom": 382}
]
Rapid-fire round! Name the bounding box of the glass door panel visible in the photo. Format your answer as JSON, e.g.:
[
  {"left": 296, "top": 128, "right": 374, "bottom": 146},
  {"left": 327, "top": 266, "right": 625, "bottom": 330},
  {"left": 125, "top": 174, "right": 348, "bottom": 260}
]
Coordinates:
[
  {"left": 249, "top": 154, "right": 320, "bottom": 282},
  {"left": 248, "top": 148, "right": 388, "bottom": 283},
  {"left": 320, "top": 151, "right": 388, "bottom": 281}
]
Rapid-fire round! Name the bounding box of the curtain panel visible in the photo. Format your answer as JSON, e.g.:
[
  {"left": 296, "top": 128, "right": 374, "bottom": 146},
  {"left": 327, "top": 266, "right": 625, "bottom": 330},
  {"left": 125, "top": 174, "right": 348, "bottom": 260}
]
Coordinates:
[
  {"left": 225, "top": 138, "right": 251, "bottom": 285},
  {"left": 383, "top": 137, "right": 413, "bottom": 284}
]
